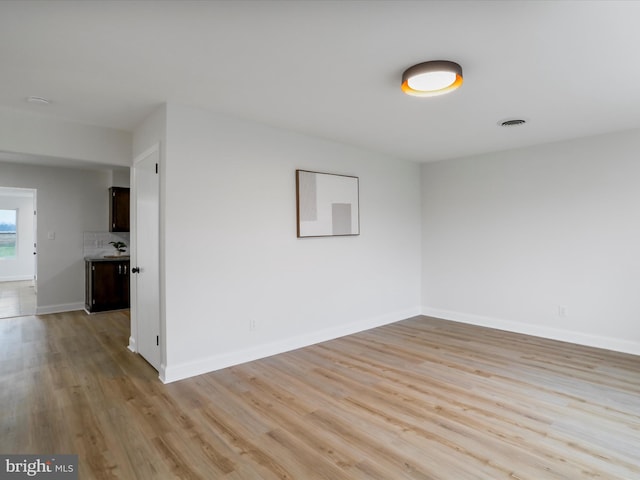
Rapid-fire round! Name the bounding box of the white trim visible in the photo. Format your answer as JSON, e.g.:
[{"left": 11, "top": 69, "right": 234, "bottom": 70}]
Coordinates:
[
  {"left": 421, "top": 307, "right": 640, "bottom": 357},
  {"left": 159, "top": 362, "right": 169, "bottom": 382},
  {"left": 128, "top": 336, "right": 137, "bottom": 353},
  {"left": 133, "top": 143, "right": 160, "bottom": 165},
  {"left": 0, "top": 275, "right": 33, "bottom": 282},
  {"left": 36, "top": 302, "right": 84, "bottom": 315},
  {"left": 160, "top": 307, "right": 421, "bottom": 384}
]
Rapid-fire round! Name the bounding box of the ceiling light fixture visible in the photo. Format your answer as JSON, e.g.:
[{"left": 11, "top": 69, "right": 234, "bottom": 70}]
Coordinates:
[
  {"left": 26, "top": 96, "right": 51, "bottom": 105},
  {"left": 401, "top": 60, "right": 463, "bottom": 97}
]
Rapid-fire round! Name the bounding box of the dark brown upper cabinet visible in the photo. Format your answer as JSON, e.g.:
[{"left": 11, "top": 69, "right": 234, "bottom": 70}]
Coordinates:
[{"left": 109, "top": 187, "right": 130, "bottom": 232}]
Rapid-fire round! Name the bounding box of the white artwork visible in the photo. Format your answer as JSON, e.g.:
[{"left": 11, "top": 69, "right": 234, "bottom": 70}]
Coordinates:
[{"left": 296, "top": 170, "right": 360, "bottom": 237}]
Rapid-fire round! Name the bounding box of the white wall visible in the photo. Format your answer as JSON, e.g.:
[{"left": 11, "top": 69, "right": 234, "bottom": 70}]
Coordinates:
[
  {"left": 0, "top": 162, "right": 112, "bottom": 313},
  {"left": 0, "top": 106, "right": 131, "bottom": 167},
  {"left": 421, "top": 129, "right": 640, "bottom": 355},
  {"left": 132, "top": 104, "right": 167, "bottom": 160},
  {"left": 130, "top": 105, "right": 167, "bottom": 356},
  {"left": 159, "top": 104, "right": 422, "bottom": 382},
  {"left": 0, "top": 190, "right": 35, "bottom": 281},
  {"left": 107, "top": 168, "right": 131, "bottom": 188}
]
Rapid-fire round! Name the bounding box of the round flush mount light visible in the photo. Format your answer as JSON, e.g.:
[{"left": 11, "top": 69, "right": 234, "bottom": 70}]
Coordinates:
[
  {"left": 26, "top": 96, "right": 52, "bottom": 105},
  {"left": 401, "top": 60, "right": 463, "bottom": 97}
]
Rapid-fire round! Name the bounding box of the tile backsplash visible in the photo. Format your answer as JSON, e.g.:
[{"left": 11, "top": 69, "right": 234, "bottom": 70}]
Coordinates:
[{"left": 83, "top": 231, "right": 130, "bottom": 258}]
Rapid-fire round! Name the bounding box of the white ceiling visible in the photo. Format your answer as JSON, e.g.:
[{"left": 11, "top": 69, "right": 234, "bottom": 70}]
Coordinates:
[{"left": 2, "top": 0, "right": 640, "bottom": 164}]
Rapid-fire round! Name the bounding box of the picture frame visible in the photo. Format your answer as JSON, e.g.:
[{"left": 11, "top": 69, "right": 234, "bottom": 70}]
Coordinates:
[{"left": 296, "top": 169, "right": 360, "bottom": 238}]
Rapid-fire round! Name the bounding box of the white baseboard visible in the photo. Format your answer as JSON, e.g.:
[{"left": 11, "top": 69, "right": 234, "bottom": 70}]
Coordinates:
[
  {"left": 128, "top": 336, "right": 137, "bottom": 353},
  {"left": 36, "top": 302, "right": 85, "bottom": 315},
  {"left": 421, "top": 307, "right": 640, "bottom": 357},
  {"left": 0, "top": 275, "right": 33, "bottom": 282},
  {"left": 160, "top": 307, "right": 421, "bottom": 384},
  {"left": 159, "top": 363, "right": 168, "bottom": 382}
]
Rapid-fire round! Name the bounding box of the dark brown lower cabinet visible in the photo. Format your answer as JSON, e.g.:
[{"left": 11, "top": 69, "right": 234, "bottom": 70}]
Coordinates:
[{"left": 85, "top": 259, "right": 130, "bottom": 313}]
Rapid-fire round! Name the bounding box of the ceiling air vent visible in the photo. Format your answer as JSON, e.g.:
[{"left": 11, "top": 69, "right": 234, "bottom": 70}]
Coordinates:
[
  {"left": 26, "top": 96, "right": 51, "bottom": 105},
  {"left": 499, "top": 119, "right": 526, "bottom": 127}
]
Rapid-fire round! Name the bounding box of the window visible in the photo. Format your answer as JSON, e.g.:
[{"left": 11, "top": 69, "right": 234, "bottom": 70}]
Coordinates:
[{"left": 0, "top": 209, "right": 17, "bottom": 258}]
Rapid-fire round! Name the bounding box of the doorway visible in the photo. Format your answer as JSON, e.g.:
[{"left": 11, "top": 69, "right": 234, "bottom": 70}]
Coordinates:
[
  {"left": 0, "top": 187, "right": 37, "bottom": 318},
  {"left": 130, "top": 145, "right": 161, "bottom": 370}
]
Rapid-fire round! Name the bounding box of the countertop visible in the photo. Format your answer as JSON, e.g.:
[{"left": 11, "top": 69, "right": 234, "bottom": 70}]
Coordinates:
[{"left": 85, "top": 256, "right": 130, "bottom": 262}]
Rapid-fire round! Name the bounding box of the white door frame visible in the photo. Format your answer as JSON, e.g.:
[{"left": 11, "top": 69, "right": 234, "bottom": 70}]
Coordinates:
[
  {"left": 32, "top": 188, "right": 37, "bottom": 294},
  {"left": 129, "top": 143, "right": 162, "bottom": 373}
]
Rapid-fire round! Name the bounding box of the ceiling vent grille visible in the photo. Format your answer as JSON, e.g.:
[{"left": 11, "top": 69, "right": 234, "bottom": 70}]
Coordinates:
[{"left": 500, "top": 119, "right": 526, "bottom": 127}]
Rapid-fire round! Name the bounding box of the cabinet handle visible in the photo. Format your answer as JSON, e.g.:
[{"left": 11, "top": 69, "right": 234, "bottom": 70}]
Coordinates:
[
  {"left": 118, "top": 264, "right": 122, "bottom": 274},
  {"left": 124, "top": 265, "right": 128, "bottom": 275}
]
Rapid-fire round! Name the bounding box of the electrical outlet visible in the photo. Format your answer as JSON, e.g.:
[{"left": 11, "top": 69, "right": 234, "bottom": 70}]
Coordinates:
[
  {"left": 249, "top": 319, "right": 257, "bottom": 331},
  {"left": 558, "top": 305, "right": 568, "bottom": 317}
]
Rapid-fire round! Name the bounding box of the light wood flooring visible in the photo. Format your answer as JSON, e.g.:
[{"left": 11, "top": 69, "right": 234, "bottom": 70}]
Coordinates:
[{"left": 1, "top": 311, "right": 639, "bottom": 479}]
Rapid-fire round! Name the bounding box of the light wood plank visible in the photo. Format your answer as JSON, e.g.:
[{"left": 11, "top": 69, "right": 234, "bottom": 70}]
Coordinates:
[{"left": 1, "top": 312, "right": 639, "bottom": 479}]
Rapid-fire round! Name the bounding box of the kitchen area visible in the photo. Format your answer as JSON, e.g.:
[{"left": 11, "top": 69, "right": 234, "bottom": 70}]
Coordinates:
[{"left": 84, "top": 187, "right": 130, "bottom": 313}]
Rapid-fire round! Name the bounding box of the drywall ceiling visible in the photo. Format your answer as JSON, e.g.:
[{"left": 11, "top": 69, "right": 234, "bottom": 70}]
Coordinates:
[{"left": 1, "top": 0, "right": 640, "bottom": 163}]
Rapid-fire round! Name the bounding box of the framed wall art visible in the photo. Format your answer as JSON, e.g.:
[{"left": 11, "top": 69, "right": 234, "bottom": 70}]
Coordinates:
[{"left": 296, "top": 170, "right": 360, "bottom": 238}]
